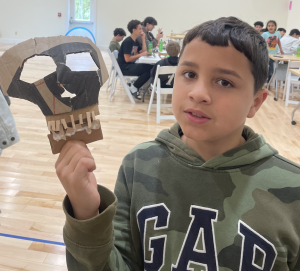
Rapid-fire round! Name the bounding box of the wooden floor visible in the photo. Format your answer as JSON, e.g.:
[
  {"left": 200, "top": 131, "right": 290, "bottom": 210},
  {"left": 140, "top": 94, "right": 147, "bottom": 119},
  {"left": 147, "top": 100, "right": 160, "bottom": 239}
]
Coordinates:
[{"left": 0, "top": 42, "right": 299, "bottom": 270}]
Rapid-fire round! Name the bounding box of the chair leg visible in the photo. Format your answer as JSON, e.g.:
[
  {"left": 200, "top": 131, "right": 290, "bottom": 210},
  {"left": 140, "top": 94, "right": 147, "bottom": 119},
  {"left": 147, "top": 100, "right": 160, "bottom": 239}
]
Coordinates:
[
  {"left": 156, "top": 88, "right": 161, "bottom": 124},
  {"left": 285, "top": 72, "right": 292, "bottom": 107},
  {"left": 147, "top": 86, "right": 155, "bottom": 114},
  {"left": 120, "top": 76, "right": 135, "bottom": 104},
  {"left": 106, "top": 67, "right": 113, "bottom": 92},
  {"left": 109, "top": 76, "right": 118, "bottom": 102}
]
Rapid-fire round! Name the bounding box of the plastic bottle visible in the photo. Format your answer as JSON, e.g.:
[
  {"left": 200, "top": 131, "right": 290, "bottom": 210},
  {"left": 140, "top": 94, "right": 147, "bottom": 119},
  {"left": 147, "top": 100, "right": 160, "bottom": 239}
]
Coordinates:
[
  {"left": 159, "top": 39, "right": 163, "bottom": 52},
  {"left": 148, "top": 41, "right": 153, "bottom": 56},
  {"left": 297, "top": 44, "right": 300, "bottom": 57}
]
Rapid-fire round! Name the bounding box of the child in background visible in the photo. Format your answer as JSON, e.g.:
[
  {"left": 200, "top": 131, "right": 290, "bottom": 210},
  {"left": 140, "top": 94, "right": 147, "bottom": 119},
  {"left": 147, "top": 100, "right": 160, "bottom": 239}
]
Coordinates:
[
  {"left": 261, "top": 20, "right": 284, "bottom": 82},
  {"left": 277, "top": 28, "right": 286, "bottom": 39},
  {"left": 109, "top": 28, "right": 126, "bottom": 52},
  {"left": 254, "top": 21, "right": 264, "bottom": 32},
  {"left": 149, "top": 41, "right": 180, "bottom": 89}
]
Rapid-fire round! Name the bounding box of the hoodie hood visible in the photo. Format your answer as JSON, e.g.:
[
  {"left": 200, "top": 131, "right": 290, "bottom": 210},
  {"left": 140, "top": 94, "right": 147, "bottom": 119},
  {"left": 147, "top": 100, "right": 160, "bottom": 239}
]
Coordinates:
[{"left": 155, "top": 122, "right": 278, "bottom": 170}]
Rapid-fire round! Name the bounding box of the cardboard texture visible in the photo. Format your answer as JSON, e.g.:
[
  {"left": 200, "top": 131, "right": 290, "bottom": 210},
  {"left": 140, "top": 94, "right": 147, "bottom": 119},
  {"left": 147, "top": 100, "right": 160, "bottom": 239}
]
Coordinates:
[{"left": 0, "top": 36, "right": 108, "bottom": 154}]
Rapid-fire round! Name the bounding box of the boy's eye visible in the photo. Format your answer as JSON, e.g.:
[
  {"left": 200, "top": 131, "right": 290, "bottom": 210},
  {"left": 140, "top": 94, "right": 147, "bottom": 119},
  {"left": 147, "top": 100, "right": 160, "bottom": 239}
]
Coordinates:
[
  {"left": 183, "top": 72, "right": 196, "bottom": 79},
  {"left": 217, "top": 79, "right": 233, "bottom": 88}
]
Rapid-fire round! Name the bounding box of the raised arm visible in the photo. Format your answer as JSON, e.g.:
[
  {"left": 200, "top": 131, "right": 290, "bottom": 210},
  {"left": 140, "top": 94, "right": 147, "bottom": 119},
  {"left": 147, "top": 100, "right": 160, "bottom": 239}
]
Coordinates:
[{"left": 56, "top": 141, "right": 142, "bottom": 270}]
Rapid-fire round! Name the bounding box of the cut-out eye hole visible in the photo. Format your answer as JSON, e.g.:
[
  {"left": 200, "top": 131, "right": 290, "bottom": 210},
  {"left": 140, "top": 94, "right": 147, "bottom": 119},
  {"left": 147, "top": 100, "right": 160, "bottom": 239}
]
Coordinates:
[
  {"left": 66, "top": 52, "right": 98, "bottom": 71},
  {"left": 20, "top": 55, "right": 56, "bottom": 83}
]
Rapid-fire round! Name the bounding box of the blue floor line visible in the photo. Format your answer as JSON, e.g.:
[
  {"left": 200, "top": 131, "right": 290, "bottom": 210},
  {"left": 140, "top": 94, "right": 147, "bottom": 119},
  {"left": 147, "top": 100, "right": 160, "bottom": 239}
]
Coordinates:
[{"left": 0, "top": 233, "right": 65, "bottom": 246}]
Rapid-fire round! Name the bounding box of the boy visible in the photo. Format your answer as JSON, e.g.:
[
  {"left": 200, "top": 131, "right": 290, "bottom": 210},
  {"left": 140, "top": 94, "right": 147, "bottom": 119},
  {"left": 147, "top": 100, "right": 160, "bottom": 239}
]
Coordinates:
[
  {"left": 56, "top": 17, "right": 300, "bottom": 270},
  {"left": 281, "top": 29, "right": 300, "bottom": 55},
  {"left": 117, "top": 19, "right": 152, "bottom": 100},
  {"left": 254, "top": 21, "right": 264, "bottom": 32},
  {"left": 136, "top": 16, "right": 163, "bottom": 49},
  {"left": 278, "top": 27, "right": 286, "bottom": 39},
  {"left": 109, "top": 28, "right": 126, "bottom": 52},
  {"left": 149, "top": 41, "right": 180, "bottom": 89}
]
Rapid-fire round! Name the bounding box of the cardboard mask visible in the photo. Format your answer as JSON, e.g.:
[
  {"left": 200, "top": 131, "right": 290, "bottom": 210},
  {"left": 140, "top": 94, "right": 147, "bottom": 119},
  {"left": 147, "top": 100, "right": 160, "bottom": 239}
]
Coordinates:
[{"left": 0, "top": 36, "right": 108, "bottom": 154}]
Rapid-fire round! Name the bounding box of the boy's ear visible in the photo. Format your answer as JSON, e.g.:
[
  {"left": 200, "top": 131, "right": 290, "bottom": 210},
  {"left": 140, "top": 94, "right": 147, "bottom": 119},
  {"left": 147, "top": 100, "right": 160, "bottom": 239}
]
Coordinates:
[{"left": 247, "top": 88, "right": 268, "bottom": 118}]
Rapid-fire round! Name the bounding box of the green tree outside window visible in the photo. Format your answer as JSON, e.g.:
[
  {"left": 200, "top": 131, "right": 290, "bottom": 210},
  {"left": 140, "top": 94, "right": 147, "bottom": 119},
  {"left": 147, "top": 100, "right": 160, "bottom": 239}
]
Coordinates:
[{"left": 75, "top": 0, "right": 91, "bottom": 21}]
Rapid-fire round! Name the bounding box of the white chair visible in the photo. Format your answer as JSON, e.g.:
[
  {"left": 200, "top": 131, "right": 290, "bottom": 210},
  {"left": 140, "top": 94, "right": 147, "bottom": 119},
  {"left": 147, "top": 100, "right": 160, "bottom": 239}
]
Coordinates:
[
  {"left": 284, "top": 61, "right": 300, "bottom": 107},
  {"left": 106, "top": 49, "right": 137, "bottom": 104},
  {"left": 147, "top": 65, "right": 177, "bottom": 124},
  {"left": 105, "top": 48, "right": 116, "bottom": 93}
]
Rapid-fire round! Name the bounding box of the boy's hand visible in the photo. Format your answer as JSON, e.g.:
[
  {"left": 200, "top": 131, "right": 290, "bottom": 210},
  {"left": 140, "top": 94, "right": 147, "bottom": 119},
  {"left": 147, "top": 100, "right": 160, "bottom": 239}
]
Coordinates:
[
  {"left": 55, "top": 141, "right": 100, "bottom": 220},
  {"left": 280, "top": 49, "right": 284, "bottom": 55}
]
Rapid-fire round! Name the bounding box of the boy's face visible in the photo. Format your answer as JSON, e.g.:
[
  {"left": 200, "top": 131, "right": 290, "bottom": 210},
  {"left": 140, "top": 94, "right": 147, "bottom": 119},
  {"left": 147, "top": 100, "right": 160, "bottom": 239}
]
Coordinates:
[
  {"left": 279, "top": 31, "right": 285, "bottom": 37},
  {"left": 132, "top": 24, "right": 143, "bottom": 37},
  {"left": 116, "top": 35, "right": 124, "bottom": 42},
  {"left": 172, "top": 39, "right": 267, "bottom": 143},
  {"left": 267, "top": 23, "right": 276, "bottom": 33},
  {"left": 146, "top": 23, "right": 155, "bottom": 32},
  {"left": 254, "top": 25, "right": 262, "bottom": 32}
]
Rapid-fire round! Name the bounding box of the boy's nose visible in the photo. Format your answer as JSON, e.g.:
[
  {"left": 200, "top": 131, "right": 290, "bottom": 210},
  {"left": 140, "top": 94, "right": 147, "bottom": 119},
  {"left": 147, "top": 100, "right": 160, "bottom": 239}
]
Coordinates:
[{"left": 188, "top": 83, "right": 212, "bottom": 104}]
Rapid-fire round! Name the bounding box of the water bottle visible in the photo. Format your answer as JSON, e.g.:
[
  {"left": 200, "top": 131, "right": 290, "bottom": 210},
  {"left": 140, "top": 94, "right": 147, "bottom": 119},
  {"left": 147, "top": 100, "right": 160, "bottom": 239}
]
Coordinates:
[
  {"left": 297, "top": 44, "right": 300, "bottom": 57},
  {"left": 159, "top": 39, "right": 163, "bottom": 52},
  {"left": 148, "top": 41, "right": 153, "bottom": 56}
]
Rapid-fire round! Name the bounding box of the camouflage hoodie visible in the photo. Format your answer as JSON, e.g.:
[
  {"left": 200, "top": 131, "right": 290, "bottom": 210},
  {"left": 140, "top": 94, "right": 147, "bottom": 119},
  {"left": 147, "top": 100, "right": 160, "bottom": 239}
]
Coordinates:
[{"left": 63, "top": 123, "right": 300, "bottom": 271}]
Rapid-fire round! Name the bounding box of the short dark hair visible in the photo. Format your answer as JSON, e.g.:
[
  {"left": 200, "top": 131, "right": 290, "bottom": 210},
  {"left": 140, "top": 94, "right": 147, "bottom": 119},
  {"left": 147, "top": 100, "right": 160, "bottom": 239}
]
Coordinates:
[
  {"left": 127, "top": 20, "right": 141, "bottom": 33},
  {"left": 180, "top": 17, "right": 269, "bottom": 94},
  {"left": 278, "top": 28, "right": 286, "bottom": 33},
  {"left": 266, "top": 20, "right": 277, "bottom": 30},
  {"left": 290, "top": 29, "right": 300, "bottom": 36},
  {"left": 113, "top": 28, "right": 126, "bottom": 37},
  {"left": 254, "top": 21, "right": 264, "bottom": 27},
  {"left": 142, "top": 17, "right": 158, "bottom": 27}
]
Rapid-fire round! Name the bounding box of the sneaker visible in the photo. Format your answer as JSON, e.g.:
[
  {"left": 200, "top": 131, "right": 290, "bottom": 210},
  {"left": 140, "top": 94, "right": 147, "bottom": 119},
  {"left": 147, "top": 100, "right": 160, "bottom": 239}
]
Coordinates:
[{"left": 131, "top": 91, "right": 141, "bottom": 100}]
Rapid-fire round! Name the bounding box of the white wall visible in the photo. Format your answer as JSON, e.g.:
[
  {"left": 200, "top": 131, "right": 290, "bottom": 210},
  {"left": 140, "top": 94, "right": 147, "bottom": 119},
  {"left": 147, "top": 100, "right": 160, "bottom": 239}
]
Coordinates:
[
  {"left": 0, "top": 0, "right": 292, "bottom": 45},
  {"left": 96, "top": 0, "right": 290, "bottom": 46},
  {"left": 0, "top": 0, "right": 67, "bottom": 42},
  {"left": 286, "top": 0, "right": 300, "bottom": 35}
]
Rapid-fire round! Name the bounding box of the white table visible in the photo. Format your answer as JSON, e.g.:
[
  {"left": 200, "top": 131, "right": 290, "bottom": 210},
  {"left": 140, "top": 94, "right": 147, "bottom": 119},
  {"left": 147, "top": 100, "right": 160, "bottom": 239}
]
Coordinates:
[
  {"left": 136, "top": 51, "right": 167, "bottom": 64},
  {"left": 136, "top": 55, "right": 161, "bottom": 64}
]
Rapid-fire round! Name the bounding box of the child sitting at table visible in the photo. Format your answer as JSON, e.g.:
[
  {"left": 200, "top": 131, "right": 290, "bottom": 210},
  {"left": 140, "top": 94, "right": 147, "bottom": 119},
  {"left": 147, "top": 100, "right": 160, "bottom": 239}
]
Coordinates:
[
  {"left": 261, "top": 20, "right": 284, "bottom": 82},
  {"left": 149, "top": 41, "right": 180, "bottom": 90},
  {"left": 109, "top": 28, "right": 126, "bottom": 52}
]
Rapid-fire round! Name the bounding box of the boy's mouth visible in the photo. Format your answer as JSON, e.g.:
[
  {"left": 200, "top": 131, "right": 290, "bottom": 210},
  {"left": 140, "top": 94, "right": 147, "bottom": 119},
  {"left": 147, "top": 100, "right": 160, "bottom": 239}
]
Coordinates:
[
  {"left": 185, "top": 109, "right": 210, "bottom": 118},
  {"left": 184, "top": 109, "right": 211, "bottom": 124}
]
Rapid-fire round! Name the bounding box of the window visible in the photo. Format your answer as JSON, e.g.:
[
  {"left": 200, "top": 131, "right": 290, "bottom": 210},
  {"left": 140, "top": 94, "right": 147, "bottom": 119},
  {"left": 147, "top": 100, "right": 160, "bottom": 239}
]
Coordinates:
[{"left": 75, "top": 0, "right": 91, "bottom": 21}]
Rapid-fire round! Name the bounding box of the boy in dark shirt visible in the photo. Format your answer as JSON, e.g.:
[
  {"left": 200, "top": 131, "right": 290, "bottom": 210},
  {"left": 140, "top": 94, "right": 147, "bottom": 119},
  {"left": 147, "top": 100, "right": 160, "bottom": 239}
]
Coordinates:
[
  {"left": 109, "top": 28, "right": 126, "bottom": 52},
  {"left": 150, "top": 41, "right": 180, "bottom": 89},
  {"left": 118, "top": 20, "right": 153, "bottom": 100}
]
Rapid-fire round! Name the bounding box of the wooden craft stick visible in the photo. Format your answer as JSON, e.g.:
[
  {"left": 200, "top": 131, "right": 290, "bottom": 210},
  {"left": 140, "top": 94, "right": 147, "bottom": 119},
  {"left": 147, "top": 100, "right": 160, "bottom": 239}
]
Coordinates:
[
  {"left": 70, "top": 115, "right": 76, "bottom": 129},
  {"left": 47, "top": 121, "right": 52, "bottom": 131},
  {"left": 79, "top": 114, "right": 83, "bottom": 124},
  {"left": 55, "top": 120, "right": 61, "bottom": 131},
  {"left": 86, "top": 112, "right": 92, "bottom": 128},
  {"left": 59, "top": 124, "right": 66, "bottom": 140},
  {"left": 61, "top": 119, "right": 68, "bottom": 129},
  {"left": 92, "top": 111, "right": 96, "bottom": 121},
  {"left": 51, "top": 121, "right": 56, "bottom": 131}
]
